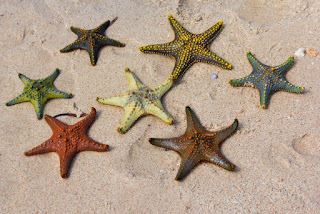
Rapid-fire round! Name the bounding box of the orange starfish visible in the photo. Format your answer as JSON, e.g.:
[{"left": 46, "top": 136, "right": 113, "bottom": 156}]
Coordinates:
[
  {"left": 25, "top": 107, "right": 109, "bottom": 178},
  {"left": 149, "top": 106, "right": 238, "bottom": 180}
]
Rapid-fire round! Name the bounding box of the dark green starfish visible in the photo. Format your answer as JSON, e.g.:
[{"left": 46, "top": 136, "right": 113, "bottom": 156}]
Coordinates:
[
  {"left": 140, "top": 15, "right": 232, "bottom": 81},
  {"left": 149, "top": 106, "right": 238, "bottom": 180},
  {"left": 60, "top": 20, "right": 125, "bottom": 66},
  {"left": 5, "top": 69, "right": 72, "bottom": 119},
  {"left": 229, "top": 52, "right": 305, "bottom": 108}
]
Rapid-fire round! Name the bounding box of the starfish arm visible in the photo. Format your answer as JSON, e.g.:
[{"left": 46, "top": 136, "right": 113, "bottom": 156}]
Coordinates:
[
  {"left": 72, "top": 107, "right": 97, "bottom": 134},
  {"left": 45, "top": 114, "right": 68, "bottom": 132},
  {"left": 149, "top": 137, "right": 188, "bottom": 153},
  {"left": 247, "top": 51, "right": 267, "bottom": 70},
  {"left": 204, "top": 149, "right": 236, "bottom": 171},
  {"left": 97, "top": 35, "right": 125, "bottom": 47},
  {"left": 97, "top": 93, "right": 129, "bottom": 107},
  {"left": 139, "top": 42, "right": 177, "bottom": 56},
  {"left": 145, "top": 102, "right": 174, "bottom": 124},
  {"left": 185, "top": 106, "right": 206, "bottom": 134},
  {"left": 70, "top": 26, "right": 86, "bottom": 37},
  {"left": 229, "top": 75, "right": 252, "bottom": 86},
  {"left": 211, "top": 119, "right": 238, "bottom": 144},
  {"left": 24, "top": 138, "right": 56, "bottom": 156},
  {"left": 125, "top": 68, "right": 145, "bottom": 90},
  {"left": 58, "top": 150, "right": 78, "bottom": 178},
  {"left": 151, "top": 77, "right": 173, "bottom": 97},
  {"left": 273, "top": 56, "right": 294, "bottom": 75},
  {"left": 279, "top": 81, "right": 305, "bottom": 93},
  {"left": 117, "top": 102, "right": 143, "bottom": 134},
  {"left": 195, "top": 48, "right": 232, "bottom": 70},
  {"left": 87, "top": 36, "right": 99, "bottom": 66},
  {"left": 44, "top": 69, "right": 60, "bottom": 85},
  {"left": 60, "top": 38, "right": 86, "bottom": 53},
  {"left": 171, "top": 54, "right": 195, "bottom": 80},
  {"left": 46, "top": 88, "right": 72, "bottom": 99},
  {"left": 175, "top": 150, "right": 201, "bottom": 180},
  {"left": 168, "top": 15, "right": 190, "bottom": 39},
  {"left": 198, "top": 21, "right": 223, "bottom": 45},
  {"left": 31, "top": 97, "right": 45, "bottom": 119},
  {"left": 18, "top": 73, "right": 32, "bottom": 85},
  {"left": 258, "top": 87, "right": 271, "bottom": 108},
  {"left": 77, "top": 135, "right": 109, "bottom": 152},
  {"left": 92, "top": 20, "right": 110, "bottom": 34},
  {"left": 5, "top": 92, "right": 30, "bottom": 106}
]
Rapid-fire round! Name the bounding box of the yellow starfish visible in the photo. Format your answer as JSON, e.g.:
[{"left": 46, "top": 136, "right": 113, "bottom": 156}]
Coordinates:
[
  {"left": 97, "top": 68, "right": 174, "bottom": 133},
  {"left": 140, "top": 15, "right": 232, "bottom": 81}
]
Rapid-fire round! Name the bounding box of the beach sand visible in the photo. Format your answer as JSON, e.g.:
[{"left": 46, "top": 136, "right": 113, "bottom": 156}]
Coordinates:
[{"left": 1, "top": 0, "right": 319, "bottom": 213}]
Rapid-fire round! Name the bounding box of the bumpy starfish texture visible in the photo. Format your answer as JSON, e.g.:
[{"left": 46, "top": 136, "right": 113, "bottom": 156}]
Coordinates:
[
  {"left": 25, "top": 107, "right": 109, "bottom": 178},
  {"left": 229, "top": 52, "right": 305, "bottom": 108},
  {"left": 60, "top": 20, "right": 125, "bottom": 66},
  {"left": 97, "top": 68, "right": 174, "bottom": 133},
  {"left": 140, "top": 15, "right": 232, "bottom": 81},
  {"left": 5, "top": 69, "right": 72, "bottom": 119},
  {"left": 149, "top": 106, "right": 238, "bottom": 180}
]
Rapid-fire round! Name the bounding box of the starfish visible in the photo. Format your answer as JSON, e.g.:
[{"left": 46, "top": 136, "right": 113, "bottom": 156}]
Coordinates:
[
  {"left": 24, "top": 107, "right": 109, "bottom": 178},
  {"left": 139, "top": 15, "right": 232, "bottom": 81},
  {"left": 229, "top": 52, "right": 305, "bottom": 108},
  {"left": 97, "top": 68, "right": 174, "bottom": 133},
  {"left": 149, "top": 106, "right": 238, "bottom": 180},
  {"left": 5, "top": 69, "right": 72, "bottom": 119},
  {"left": 60, "top": 20, "right": 125, "bottom": 66}
]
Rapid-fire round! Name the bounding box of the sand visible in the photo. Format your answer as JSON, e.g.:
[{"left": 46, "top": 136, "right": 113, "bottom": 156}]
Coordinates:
[{"left": 1, "top": 0, "right": 320, "bottom": 213}]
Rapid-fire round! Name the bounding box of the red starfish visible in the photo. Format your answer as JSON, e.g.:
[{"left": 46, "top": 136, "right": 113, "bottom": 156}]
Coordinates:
[
  {"left": 149, "top": 106, "right": 238, "bottom": 180},
  {"left": 25, "top": 107, "right": 109, "bottom": 178}
]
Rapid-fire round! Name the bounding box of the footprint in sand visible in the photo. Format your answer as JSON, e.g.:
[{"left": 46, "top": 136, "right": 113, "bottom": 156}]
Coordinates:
[{"left": 293, "top": 134, "right": 320, "bottom": 157}]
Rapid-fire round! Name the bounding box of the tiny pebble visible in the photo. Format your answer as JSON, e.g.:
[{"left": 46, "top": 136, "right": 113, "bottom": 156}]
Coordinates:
[
  {"left": 294, "top": 48, "right": 306, "bottom": 57},
  {"left": 211, "top": 73, "right": 218, "bottom": 79}
]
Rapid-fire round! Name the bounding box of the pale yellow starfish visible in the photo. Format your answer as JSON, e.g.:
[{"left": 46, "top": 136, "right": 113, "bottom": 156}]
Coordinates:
[{"left": 97, "top": 68, "right": 174, "bottom": 133}]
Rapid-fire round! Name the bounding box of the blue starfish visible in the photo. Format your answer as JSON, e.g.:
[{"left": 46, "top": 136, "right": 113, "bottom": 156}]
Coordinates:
[{"left": 229, "top": 52, "right": 305, "bottom": 108}]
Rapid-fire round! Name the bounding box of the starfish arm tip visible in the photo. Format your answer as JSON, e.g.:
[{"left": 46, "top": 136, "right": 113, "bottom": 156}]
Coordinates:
[
  {"left": 61, "top": 173, "right": 68, "bottom": 179},
  {"left": 233, "top": 119, "right": 239, "bottom": 127},
  {"left": 117, "top": 127, "right": 127, "bottom": 134},
  {"left": 260, "top": 105, "right": 267, "bottom": 109},
  {"left": 247, "top": 51, "right": 251, "bottom": 55},
  {"left": 227, "top": 164, "right": 236, "bottom": 171},
  {"left": 168, "top": 14, "right": 173, "bottom": 19},
  {"left": 139, "top": 46, "right": 146, "bottom": 52}
]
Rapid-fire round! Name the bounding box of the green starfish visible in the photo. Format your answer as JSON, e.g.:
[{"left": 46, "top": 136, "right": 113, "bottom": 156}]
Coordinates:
[
  {"left": 6, "top": 69, "right": 72, "bottom": 119},
  {"left": 97, "top": 68, "right": 174, "bottom": 133},
  {"left": 60, "top": 20, "right": 125, "bottom": 66},
  {"left": 140, "top": 15, "right": 232, "bottom": 81},
  {"left": 229, "top": 52, "right": 305, "bottom": 108},
  {"left": 149, "top": 106, "right": 238, "bottom": 180}
]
